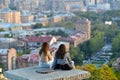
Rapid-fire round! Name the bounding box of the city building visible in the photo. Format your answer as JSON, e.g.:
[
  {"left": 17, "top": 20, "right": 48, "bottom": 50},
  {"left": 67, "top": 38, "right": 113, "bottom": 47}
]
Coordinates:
[
  {"left": 64, "top": 0, "right": 86, "bottom": 12},
  {"left": 58, "top": 31, "right": 87, "bottom": 47},
  {"left": 35, "top": 13, "right": 47, "bottom": 19},
  {"left": 51, "top": 15, "right": 65, "bottom": 23},
  {"left": 45, "top": 0, "right": 86, "bottom": 12},
  {"left": 51, "top": 41, "right": 70, "bottom": 52},
  {"left": 16, "top": 41, "right": 71, "bottom": 68},
  {"left": 21, "top": 14, "right": 34, "bottom": 23},
  {"left": 16, "top": 0, "right": 40, "bottom": 12},
  {"left": 85, "top": 0, "right": 104, "bottom": 6},
  {"left": 110, "top": 0, "right": 120, "bottom": 10},
  {"left": 22, "top": 35, "right": 57, "bottom": 48},
  {"left": 10, "top": 25, "right": 22, "bottom": 31},
  {"left": 45, "top": 0, "right": 65, "bottom": 11},
  {"left": 0, "top": 38, "right": 17, "bottom": 49},
  {"left": 16, "top": 48, "right": 44, "bottom": 68},
  {"left": 22, "top": 23, "right": 33, "bottom": 30},
  {"left": 75, "top": 19, "right": 91, "bottom": 40},
  {"left": 0, "top": 0, "right": 10, "bottom": 8},
  {"left": 96, "top": 3, "right": 110, "bottom": 10},
  {"left": 9, "top": 0, "right": 18, "bottom": 8},
  {"left": 12, "top": 29, "right": 35, "bottom": 38},
  {"left": 0, "top": 8, "right": 21, "bottom": 24},
  {"left": 35, "top": 18, "right": 48, "bottom": 26},
  {"left": 0, "top": 48, "right": 16, "bottom": 71}
]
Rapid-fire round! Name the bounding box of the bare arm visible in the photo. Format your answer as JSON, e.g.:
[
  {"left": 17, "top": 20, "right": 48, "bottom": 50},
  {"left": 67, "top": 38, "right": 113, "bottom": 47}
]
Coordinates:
[{"left": 48, "top": 51, "right": 53, "bottom": 61}]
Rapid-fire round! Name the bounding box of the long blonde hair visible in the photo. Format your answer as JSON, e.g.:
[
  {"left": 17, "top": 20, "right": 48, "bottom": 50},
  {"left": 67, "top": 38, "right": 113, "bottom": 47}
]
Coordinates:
[{"left": 39, "top": 42, "right": 49, "bottom": 56}]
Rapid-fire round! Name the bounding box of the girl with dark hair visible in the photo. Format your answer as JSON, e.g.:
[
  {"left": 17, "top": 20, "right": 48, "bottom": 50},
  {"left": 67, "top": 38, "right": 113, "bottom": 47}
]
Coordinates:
[
  {"left": 39, "top": 42, "right": 53, "bottom": 68},
  {"left": 53, "top": 44, "right": 75, "bottom": 70}
]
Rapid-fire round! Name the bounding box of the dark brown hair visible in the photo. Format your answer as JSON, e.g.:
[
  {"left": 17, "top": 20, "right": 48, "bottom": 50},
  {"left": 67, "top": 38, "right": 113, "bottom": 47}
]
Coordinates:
[
  {"left": 39, "top": 42, "right": 49, "bottom": 56},
  {"left": 55, "top": 44, "right": 66, "bottom": 59}
]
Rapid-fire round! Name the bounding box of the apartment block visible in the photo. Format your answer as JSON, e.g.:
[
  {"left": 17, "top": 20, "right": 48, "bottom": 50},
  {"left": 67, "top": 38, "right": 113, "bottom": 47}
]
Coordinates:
[
  {"left": 45, "top": 0, "right": 85, "bottom": 12},
  {"left": 64, "top": 0, "right": 85, "bottom": 12},
  {"left": 0, "top": 8, "right": 21, "bottom": 24},
  {"left": 16, "top": 0, "right": 40, "bottom": 12},
  {"left": 21, "top": 14, "right": 34, "bottom": 23},
  {"left": 75, "top": 19, "right": 91, "bottom": 40}
]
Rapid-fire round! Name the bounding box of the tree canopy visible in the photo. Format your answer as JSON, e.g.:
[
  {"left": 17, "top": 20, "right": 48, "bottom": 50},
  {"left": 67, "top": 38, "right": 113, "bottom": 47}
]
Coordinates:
[
  {"left": 78, "top": 30, "right": 104, "bottom": 59},
  {"left": 33, "top": 23, "right": 43, "bottom": 29},
  {"left": 0, "top": 28, "right": 5, "bottom": 32},
  {"left": 112, "top": 33, "right": 120, "bottom": 52},
  {"left": 47, "top": 30, "right": 68, "bottom": 37},
  {"left": 70, "top": 45, "right": 83, "bottom": 65},
  {"left": 76, "top": 64, "right": 118, "bottom": 80}
]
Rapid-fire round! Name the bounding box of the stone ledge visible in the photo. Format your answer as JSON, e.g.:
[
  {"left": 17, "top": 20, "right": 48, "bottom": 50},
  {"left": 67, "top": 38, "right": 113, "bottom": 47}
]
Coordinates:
[{"left": 4, "top": 66, "right": 90, "bottom": 80}]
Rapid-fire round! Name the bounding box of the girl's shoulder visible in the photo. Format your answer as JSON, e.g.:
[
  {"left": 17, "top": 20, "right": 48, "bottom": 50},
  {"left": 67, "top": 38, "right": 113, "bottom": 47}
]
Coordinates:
[{"left": 47, "top": 51, "right": 51, "bottom": 55}]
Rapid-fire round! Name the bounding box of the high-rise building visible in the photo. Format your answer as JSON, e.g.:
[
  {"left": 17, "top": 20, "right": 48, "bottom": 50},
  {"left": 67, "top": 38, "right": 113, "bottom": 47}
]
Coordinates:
[{"left": 0, "top": 8, "right": 21, "bottom": 24}]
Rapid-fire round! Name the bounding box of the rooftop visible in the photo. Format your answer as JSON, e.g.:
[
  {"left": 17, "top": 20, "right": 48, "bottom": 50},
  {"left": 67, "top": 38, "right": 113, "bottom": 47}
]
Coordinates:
[
  {"left": 24, "top": 36, "right": 53, "bottom": 42},
  {"left": 0, "top": 49, "right": 8, "bottom": 55}
]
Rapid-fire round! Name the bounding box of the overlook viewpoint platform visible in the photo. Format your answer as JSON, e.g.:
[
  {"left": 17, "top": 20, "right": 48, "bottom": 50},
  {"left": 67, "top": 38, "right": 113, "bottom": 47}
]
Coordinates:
[{"left": 4, "top": 66, "right": 90, "bottom": 80}]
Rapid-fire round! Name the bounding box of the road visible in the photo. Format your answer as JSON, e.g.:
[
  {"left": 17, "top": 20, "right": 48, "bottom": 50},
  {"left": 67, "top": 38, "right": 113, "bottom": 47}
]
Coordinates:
[{"left": 89, "top": 44, "right": 112, "bottom": 64}]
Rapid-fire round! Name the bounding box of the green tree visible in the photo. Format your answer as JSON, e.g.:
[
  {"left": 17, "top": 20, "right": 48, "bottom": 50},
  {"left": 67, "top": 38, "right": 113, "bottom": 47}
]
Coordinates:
[
  {"left": 4, "top": 34, "right": 10, "bottom": 38},
  {"left": 0, "top": 28, "right": 5, "bottom": 32},
  {"left": 102, "top": 10, "right": 120, "bottom": 22},
  {"left": 36, "top": 32, "right": 43, "bottom": 36},
  {"left": 112, "top": 33, "right": 120, "bottom": 52},
  {"left": 23, "top": 50, "right": 30, "bottom": 54},
  {"left": 70, "top": 45, "right": 79, "bottom": 59},
  {"left": 115, "top": 70, "right": 120, "bottom": 80},
  {"left": 33, "top": 23, "right": 43, "bottom": 29},
  {"left": 76, "top": 64, "right": 118, "bottom": 80},
  {"left": 47, "top": 30, "right": 68, "bottom": 37},
  {"left": 74, "top": 11, "right": 100, "bottom": 23},
  {"left": 78, "top": 31, "right": 104, "bottom": 60},
  {"left": 70, "top": 45, "right": 83, "bottom": 65},
  {"left": 9, "top": 6, "right": 16, "bottom": 10},
  {"left": 90, "top": 30, "right": 104, "bottom": 55},
  {"left": 78, "top": 41, "right": 91, "bottom": 59},
  {"left": 99, "top": 65, "right": 117, "bottom": 80},
  {"left": 17, "top": 52, "right": 23, "bottom": 57}
]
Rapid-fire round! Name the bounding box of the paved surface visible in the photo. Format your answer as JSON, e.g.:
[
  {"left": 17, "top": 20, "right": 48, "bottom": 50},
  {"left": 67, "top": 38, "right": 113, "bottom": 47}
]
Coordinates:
[{"left": 4, "top": 66, "right": 90, "bottom": 80}]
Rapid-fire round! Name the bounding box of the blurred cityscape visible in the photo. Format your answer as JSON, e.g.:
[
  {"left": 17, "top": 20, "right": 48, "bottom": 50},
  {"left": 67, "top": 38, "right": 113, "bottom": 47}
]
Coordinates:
[{"left": 0, "top": 0, "right": 120, "bottom": 80}]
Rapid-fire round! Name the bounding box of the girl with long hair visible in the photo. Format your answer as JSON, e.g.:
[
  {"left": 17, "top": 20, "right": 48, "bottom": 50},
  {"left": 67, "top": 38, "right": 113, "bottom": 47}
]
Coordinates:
[
  {"left": 53, "top": 44, "right": 75, "bottom": 70},
  {"left": 39, "top": 42, "right": 53, "bottom": 68}
]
